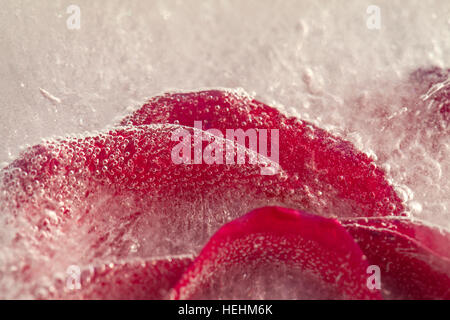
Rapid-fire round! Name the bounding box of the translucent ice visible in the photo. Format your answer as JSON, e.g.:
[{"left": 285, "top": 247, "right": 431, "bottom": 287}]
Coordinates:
[{"left": 1, "top": 0, "right": 449, "bottom": 299}]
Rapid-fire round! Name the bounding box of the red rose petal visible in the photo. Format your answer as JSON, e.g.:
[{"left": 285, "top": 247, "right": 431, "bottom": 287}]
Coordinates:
[
  {"left": 1, "top": 125, "right": 294, "bottom": 251},
  {"left": 341, "top": 217, "right": 450, "bottom": 299},
  {"left": 171, "top": 206, "right": 382, "bottom": 300},
  {"left": 120, "top": 89, "right": 404, "bottom": 217},
  {"left": 47, "top": 256, "right": 193, "bottom": 300},
  {"left": 0, "top": 124, "right": 302, "bottom": 298}
]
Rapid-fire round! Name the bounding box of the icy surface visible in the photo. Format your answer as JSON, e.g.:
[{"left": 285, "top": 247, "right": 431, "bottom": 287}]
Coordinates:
[{"left": 0, "top": 0, "right": 449, "bottom": 298}]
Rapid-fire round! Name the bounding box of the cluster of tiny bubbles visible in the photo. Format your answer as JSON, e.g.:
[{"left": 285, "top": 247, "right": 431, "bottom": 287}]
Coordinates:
[{"left": 8, "top": 124, "right": 299, "bottom": 269}]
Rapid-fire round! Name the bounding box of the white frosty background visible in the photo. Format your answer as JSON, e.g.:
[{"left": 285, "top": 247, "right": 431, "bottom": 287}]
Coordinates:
[{"left": 0, "top": 0, "right": 449, "bottom": 228}]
